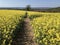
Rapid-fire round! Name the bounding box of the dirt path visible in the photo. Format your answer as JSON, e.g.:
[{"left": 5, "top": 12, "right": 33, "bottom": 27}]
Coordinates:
[{"left": 11, "top": 16, "right": 38, "bottom": 45}]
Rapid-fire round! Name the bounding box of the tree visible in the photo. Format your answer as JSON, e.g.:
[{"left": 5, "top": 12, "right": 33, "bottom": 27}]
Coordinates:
[{"left": 26, "top": 5, "right": 31, "bottom": 11}]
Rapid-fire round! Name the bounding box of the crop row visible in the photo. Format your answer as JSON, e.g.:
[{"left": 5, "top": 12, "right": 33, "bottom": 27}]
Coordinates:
[{"left": 31, "top": 14, "right": 60, "bottom": 45}]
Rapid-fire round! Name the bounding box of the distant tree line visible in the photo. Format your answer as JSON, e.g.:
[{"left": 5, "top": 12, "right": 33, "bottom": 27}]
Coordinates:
[
  {"left": 25, "top": 5, "right": 60, "bottom": 12},
  {"left": 31, "top": 7, "right": 60, "bottom": 12},
  {"left": 0, "top": 5, "right": 60, "bottom": 12}
]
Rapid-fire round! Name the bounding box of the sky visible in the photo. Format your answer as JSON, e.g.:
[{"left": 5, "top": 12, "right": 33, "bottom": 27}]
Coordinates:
[{"left": 0, "top": 0, "right": 60, "bottom": 7}]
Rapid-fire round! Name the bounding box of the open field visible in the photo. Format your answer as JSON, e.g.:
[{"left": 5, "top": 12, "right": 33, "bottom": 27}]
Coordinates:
[{"left": 0, "top": 10, "right": 60, "bottom": 45}]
